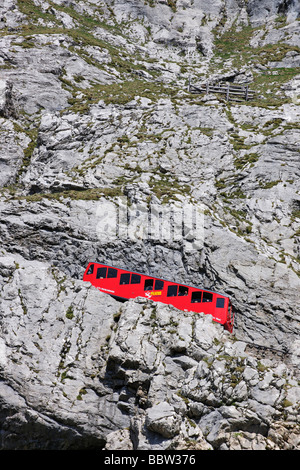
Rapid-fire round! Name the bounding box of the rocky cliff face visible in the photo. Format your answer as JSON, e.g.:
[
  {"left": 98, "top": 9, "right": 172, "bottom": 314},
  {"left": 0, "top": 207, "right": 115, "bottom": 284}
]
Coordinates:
[{"left": 0, "top": 0, "right": 299, "bottom": 450}]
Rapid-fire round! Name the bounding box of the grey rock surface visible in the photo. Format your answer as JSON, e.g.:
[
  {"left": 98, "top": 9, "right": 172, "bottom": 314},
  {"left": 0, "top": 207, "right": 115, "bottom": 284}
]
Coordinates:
[{"left": 0, "top": 253, "right": 299, "bottom": 450}]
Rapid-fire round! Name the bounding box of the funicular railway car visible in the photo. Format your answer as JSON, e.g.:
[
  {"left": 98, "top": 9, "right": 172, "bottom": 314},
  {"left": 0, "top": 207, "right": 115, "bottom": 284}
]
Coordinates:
[{"left": 83, "top": 263, "right": 234, "bottom": 333}]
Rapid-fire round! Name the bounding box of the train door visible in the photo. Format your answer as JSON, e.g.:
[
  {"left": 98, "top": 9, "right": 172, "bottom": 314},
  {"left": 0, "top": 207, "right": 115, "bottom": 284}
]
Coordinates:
[
  {"left": 94, "top": 266, "right": 118, "bottom": 292},
  {"left": 129, "top": 272, "right": 142, "bottom": 298},
  {"left": 190, "top": 290, "right": 214, "bottom": 316},
  {"left": 143, "top": 278, "right": 164, "bottom": 301},
  {"left": 118, "top": 271, "right": 142, "bottom": 299},
  {"left": 165, "top": 284, "right": 189, "bottom": 310}
]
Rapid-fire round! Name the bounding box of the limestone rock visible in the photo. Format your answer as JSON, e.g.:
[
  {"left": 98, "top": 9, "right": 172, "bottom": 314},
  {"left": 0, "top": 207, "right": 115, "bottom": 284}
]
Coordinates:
[
  {"left": 145, "top": 402, "right": 181, "bottom": 439},
  {"left": 0, "top": 0, "right": 299, "bottom": 451},
  {"left": 0, "top": 79, "right": 16, "bottom": 118},
  {"left": 0, "top": 252, "right": 299, "bottom": 449}
]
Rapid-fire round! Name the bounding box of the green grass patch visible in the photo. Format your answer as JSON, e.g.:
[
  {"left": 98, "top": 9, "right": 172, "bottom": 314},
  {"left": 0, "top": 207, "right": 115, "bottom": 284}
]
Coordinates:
[
  {"left": 251, "top": 67, "right": 300, "bottom": 106},
  {"left": 212, "top": 22, "right": 300, "bottom": 106},
  {"left": 214, "top": 25, "right": 259, "bottom": 64},
  {"left": 259, "top": 180, "right": 281, "bottom": 189},
  {"left": 148, "top": 172, "right": 191, "bottom": 203},
  {"left": 67, "top": 79, "right": 178, "bottom": 113},
  {"left": 234, "top": 152, "right": 260, "bottom": 170},
  {"left": 15, "top": 186, "right": 125, "bottom": 203},
  {"left": 16, "top": 127, "right": 38, "bottom": 179}
]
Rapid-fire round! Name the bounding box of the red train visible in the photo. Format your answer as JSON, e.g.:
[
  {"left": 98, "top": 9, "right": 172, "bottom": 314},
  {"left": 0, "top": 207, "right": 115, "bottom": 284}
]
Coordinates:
[{"left": 83, "top": 263, "right": 234, "bottom": 333}]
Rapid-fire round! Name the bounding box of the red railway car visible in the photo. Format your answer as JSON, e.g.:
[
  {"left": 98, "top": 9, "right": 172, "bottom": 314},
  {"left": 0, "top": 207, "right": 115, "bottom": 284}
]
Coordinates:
[{"left": 83, "top": 263, "right": 234, "bottom": 333}]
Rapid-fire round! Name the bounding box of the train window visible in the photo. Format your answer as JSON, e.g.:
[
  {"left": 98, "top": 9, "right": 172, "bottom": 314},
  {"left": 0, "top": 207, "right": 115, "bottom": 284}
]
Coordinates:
[
  {"left": 120, "top": 273, "right": 130, "bottom": 284},
  {"left": 107, "top": 268, "right": 117, "bottom": 278},
  {"left": 155, "top": 279, "right": 164, "bottom": 290},
  {"left": 96, "top": 267, "right": 107, "bottom": 279},
  {"left": 203, "top": 292, "right": 213, "bottom": 303},
  {"left": 178, "top": 285, "right": 188, "bottom": 296},
  {"left": 191, "top": 291, "right": 202, "bottom": 303},
  {"left": 216, "top": 298, "right": 225, "bottom": 308},
  {"left": 167, "top": 285, "right": 178, "bottom": 297},
  {"left": 131, "top": 273, "right": 141, "bottom": 284},
  {"left": 144, "top": 279, "right": 154, "bottom": 291},
  {"left": 86, "top": 264, "right": 94, "bottom": 275}
]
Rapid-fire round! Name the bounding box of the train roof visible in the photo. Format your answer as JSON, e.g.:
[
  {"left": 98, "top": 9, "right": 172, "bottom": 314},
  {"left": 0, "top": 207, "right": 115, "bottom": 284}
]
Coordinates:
[{"left": 86, "top": 261, "right": 230, "bottom": 299}]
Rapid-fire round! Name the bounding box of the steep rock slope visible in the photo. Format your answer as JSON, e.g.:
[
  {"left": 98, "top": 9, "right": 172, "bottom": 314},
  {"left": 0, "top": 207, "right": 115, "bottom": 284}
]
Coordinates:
[
  {"left": 0, "top": 0, "right": 299, "bottom": 449},
  {"left": 0, "top": 253, "right": 299, "bottom": 449}
]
